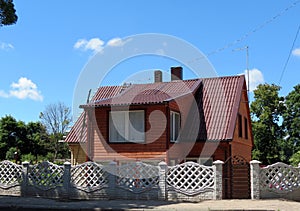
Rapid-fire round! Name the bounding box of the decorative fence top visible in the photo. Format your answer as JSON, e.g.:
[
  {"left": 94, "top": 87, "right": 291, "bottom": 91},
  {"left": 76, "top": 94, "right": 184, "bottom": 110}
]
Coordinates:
[
  {"left": 28, "top": 161, "right": 64, "bottom": 191},
  {"left": 167, "top": 161, "right": 215, "bottom": 196},
  {"left": 116, "top": 162, "right": 159, "bottom": 193},
  {"left": 0, "top": 160, "right": 221, "bottom": 198},
  {"left": 71, "top": 161, "right": 108, "bottom": 192},
  {"left": 260, "top": 162, "right": 300, "bottom": 193},
  {"left": 0, "top": 160, "right": 23, "bottom": 189}
]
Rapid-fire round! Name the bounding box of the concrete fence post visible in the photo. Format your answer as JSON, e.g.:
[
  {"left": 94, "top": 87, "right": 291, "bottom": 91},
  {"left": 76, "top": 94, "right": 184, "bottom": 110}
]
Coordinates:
[
  {"left": 21, "top": 161, "right": 29, "bottom": 197},
  {"left": 250, "top": 160, "right": 261, "bottom": 199},
  {"left": 63, "top": 161, "right": 71, "bottom": 199},
  {"left": 107, "top": 161, "right": 117, "bottom": 199},
  {"left": 158, "top": 161, "right": 168, "bottom": 200},
  {"left": 213, "top": 160, "right": 224, "bottom": 200}
]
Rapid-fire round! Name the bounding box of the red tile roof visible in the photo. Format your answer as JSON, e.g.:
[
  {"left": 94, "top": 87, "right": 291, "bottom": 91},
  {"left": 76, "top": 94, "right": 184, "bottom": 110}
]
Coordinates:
[
  {"left": 197, "top": 75, "right": 245, "bottom": 140},
  {"left": 65, "top": 86, "right": 123, "bottom": 143},
  {"left": 65, "top": 75, "right": 246, "bottom": 143},
  {"left": 81, "top": 79, "right": 201, "bottom": 107}
]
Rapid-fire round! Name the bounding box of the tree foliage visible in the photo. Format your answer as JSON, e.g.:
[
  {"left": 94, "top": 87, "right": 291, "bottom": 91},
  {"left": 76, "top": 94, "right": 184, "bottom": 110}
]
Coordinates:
[
  {"left": 251, "top": 83, "right": 300, "bottom": 166},
  {"left": 39, "top": 102, "right": 71, "bottom": 159},
  {"left": 289, "top": 150, "right": 300, "bottom": 167},
  {"left": 250, "top": 84, "right": 285, "bottom": 164},
  {"left": 283, "top": 84, "right": 300, "bottom": 155},
  {"left": 0, "top": 0, "right": 17, "bottom": 26},
  {"left": 0, "top": 115, "right": 49, "bottom": 161},
  {"left": 0, "top": 102, "right": 72, "bottom": 162},
  {"left": 39, "top": 102, "right": 71, "bottom": 135}
]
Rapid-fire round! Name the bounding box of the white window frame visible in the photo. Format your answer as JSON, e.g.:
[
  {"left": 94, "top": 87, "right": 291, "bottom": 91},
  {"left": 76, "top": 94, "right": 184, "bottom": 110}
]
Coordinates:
[
  {"left": 170, "top": 111, "right": 180, "bottom": 142},
  {"left": 109, "top": 110, "right": 145, "bottom": 143}
]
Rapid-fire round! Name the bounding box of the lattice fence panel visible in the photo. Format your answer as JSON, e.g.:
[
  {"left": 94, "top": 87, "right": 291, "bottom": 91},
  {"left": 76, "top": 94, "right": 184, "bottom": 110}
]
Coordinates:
[
  {"left": 116, "top": 162, "right": 159, "bottom": 193},
  {"left": 167, "top": 162, "right": 215, "bottom": 195},
  {"left": 28, "top": 161, "right": 63, "bottom": 190},
  {"left": 0, "top": 160, "right": 23, "bottom": 189},
  {"left": 71, "top": 161, "right": 108, "bottom": 192},
  {"left": 260, "top": 162, "right": 300, "bottom": 193}
]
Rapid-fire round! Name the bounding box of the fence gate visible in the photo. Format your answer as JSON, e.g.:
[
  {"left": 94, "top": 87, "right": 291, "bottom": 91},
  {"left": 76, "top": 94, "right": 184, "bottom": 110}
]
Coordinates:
[{"left": 223, "top": 155, "right": 250, "bottom": 199}]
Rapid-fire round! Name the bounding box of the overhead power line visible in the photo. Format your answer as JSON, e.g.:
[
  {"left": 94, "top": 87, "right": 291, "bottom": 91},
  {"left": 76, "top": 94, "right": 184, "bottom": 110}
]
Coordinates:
[
  {"left": 187, "top": 0, "right": 300, "bottom": 64},
  {"left": 278, "top": 24, "right": 300, "bottom": 85}
]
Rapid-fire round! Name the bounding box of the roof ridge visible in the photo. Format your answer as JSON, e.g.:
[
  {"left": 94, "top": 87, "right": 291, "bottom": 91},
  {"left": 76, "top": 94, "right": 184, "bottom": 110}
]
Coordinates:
[{"left": 201, "top": 75, "right": 243, "bottom": 80}]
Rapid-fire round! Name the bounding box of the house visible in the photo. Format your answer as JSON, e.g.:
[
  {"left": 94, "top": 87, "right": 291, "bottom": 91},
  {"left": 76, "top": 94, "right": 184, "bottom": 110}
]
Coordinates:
[{"left": 65, "top": 66, "right": 253, "bottom": 198}]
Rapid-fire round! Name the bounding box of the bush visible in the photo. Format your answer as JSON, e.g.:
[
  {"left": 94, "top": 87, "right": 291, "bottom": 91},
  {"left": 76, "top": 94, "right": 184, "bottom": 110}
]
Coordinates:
[
  {"left": 22, "top": 153, "right": 36, "bottom": 163},
  {"left": 6, "top": 147, "right": 18, "bottom": 160},
  {"left": 289, "top": 151, "right": 300, "bottom": 166},
  {"left": 46, "top": 152, "right": 55, "bottom": 162}
]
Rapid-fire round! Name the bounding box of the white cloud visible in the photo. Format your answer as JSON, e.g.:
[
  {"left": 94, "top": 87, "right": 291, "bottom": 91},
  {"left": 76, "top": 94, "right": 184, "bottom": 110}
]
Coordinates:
[
  {"left": 73, "top": 38, "right": 104, "bottom": 53},
  {"left": 74, "top": 37, "right": 128, "bottom": 53},
  {"left": 107, "top": 37, "right": 124, "bottom": 47},
  {"left": 242, "top": 68, "right": 264, "bottom": 92},
  {"left": 0, "top": 77, "right": 43, "bottom": 101},
  {"left": 292, "top": 48, "right": 300, "bottom": 57},
  {"left": 73, "top": 39, "right": 87, "bottom": 49},
  {"left": 0, "top": 42, "right": 14, "bottom": 50}
]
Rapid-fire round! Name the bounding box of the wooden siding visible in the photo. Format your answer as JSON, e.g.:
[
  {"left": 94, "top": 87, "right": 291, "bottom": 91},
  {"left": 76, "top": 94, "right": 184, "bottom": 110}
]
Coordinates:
[
  {"left": 90, "top": 104, "right": 168, "bottom": 162},
  {"left": 69, "top": 143, "right": 87, "bottom": 165},
  {"left": 231, "top": 83, "right": 253, "bottom": 162}
]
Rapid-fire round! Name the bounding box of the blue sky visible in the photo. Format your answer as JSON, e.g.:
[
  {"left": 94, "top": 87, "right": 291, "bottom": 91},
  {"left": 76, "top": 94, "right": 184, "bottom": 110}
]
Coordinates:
[{"left": 0, "top": 0, "right": 299, "bottom": 123}]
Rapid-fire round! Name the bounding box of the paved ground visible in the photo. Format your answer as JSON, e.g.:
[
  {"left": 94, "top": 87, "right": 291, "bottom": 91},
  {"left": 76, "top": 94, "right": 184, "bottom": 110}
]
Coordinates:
[{"left": 0, "top": 196, "right": 300, "bottom": 211}]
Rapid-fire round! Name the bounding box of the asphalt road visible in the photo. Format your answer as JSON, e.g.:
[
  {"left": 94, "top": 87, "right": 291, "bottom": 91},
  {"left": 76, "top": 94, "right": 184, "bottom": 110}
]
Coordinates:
[{"left": 0, "top": 196, "right": 300, "bottom": 211}]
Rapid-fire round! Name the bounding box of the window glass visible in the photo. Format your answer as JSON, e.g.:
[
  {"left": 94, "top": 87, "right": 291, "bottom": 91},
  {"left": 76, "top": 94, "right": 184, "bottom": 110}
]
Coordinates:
[
  {"left": 244, "top": 117, "right": 248, "bottom": 139},
  {"left": 238, "top": 114, "right": 242, "bottom": 138},
  {"left": 129, "top": 111, "right": 145, "bottom": 142},
  {"left": 109, "top": 111, "right": 144, "bottom": 143},
  {"left": 170, "top": 111, "right": 180, "bottom": 142}
]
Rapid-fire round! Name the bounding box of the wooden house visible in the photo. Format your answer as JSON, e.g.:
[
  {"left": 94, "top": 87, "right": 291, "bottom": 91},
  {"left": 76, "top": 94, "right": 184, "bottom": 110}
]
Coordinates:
[{"left": 65, "top": 67, "right": 253, "bottom": 198}]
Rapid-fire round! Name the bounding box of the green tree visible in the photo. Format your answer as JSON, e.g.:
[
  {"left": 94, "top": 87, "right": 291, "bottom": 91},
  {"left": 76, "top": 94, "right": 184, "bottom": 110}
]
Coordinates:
[
  {"left": 25, "top": 122, "right": 50, "bottom": 159},
  {"left": 250, "top": 84, "right": 285, "bottom": 164},
  {"left": 39, "top": 102, "right": 71, "bottom": 159},
  {"left": 289, "top": 150, "right": 300, "bottom": 166},
  {"left": 6, "top": 146, "right": 18, "bottom": 160},
  {"left": 0, "top": 115, "right": 19, "bottom": 160},
  {"left": 283, "top": 85, "right": 300, "bottom": 154},
  {"left": 0, "top": 0, "right": 17, "bottom": 26},
  {"left": 0, "top": 115, "right": 52, "bottom": 162}
]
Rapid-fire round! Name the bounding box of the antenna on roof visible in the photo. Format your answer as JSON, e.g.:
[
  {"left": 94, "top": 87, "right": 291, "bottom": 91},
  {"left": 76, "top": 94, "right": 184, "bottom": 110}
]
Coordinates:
[
  {"left": 233, "top": 46, "right": 250, "bottom": 94},
  {"left": 86, "top": 89, "right": 92, "bottom": 104},
  {"left": 79, "top": 89, "right": 92, "bottom": 143}
]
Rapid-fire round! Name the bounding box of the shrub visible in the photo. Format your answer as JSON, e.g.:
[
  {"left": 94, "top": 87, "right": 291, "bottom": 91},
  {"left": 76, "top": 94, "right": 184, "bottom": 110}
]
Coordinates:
[
  {"left": 289, "top": 151, "right": 300, "bottom": 166},
  {"left": 6, "top": 147, "right": 18, "bottom": 160},
  {"left": 22, "top": 153, "right": 36, "bottom": 163}
]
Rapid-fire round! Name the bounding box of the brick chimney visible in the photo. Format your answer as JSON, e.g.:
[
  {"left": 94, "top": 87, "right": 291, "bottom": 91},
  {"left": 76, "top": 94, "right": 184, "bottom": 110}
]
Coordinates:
[
  {"left": 154, "top": 70, "right": 162, "bottom": 83},
  {"left": 171, "top": 66, "right": 183, "bottom": 81}
]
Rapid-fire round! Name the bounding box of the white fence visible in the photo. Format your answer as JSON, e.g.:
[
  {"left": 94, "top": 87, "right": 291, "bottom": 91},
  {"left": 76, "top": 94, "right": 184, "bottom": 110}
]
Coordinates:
[
  {"left": 250, "top": 161, "right": 300, "bottom": 201},
  {"left": 0, "top": 160, "right": 223, "bottom": 201}
]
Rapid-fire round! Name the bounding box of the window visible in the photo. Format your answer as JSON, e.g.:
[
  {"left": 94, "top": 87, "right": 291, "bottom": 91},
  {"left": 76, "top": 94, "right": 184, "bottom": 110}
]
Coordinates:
[
  {"left": 170, "top": 111, "right": 180, "bottom": 142},
  {"left": 238, "top": 114, "right": 242, "bottom": 138},
  {"left": 244, "top": 117, "right": 248, "bottom": 139},
  {"left": 109, "top": 110, "right": 145, "bottom": 143}
]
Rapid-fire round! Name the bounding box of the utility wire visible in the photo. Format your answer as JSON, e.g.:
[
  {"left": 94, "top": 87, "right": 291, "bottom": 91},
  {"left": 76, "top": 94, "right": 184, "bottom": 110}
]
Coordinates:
[
  {"left": 278, "top": 24, "right": 300, "bottom": 85},
  {"left": 187, "top": 0, "right": 300, "bottom": 64}
]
